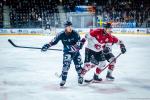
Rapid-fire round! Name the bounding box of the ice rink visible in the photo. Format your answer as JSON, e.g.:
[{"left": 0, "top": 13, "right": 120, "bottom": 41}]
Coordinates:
[{"left": 0, "top": 34, "right": 150, "bottom": 100}]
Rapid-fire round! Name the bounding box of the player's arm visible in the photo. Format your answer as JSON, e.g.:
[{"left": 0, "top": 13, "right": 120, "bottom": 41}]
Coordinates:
[
  {"left": 118, "top": 40, "right": 126, "bottom": 54},
  {"left": 41, "top": 33, "right": 61, "bottom": 52},
  {"left": 85, "top": 31, "right": 100, "bottom": 45},
  {"left": 70, "top": 31, "right": 86, "bottom": 52},
  {"left": 111, "top": 35, "right": 126, "bottom": 54}
]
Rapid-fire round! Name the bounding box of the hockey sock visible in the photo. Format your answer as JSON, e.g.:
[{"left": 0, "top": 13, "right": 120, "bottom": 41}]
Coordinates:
[
  {"left": 107, "top": 65, "right": 115, "bottom": 75},
  {"left": 61, "top": 71, "right": 68, "bottom": 81},
  {"left": 81, "top": 63, "right": 96, "bottom": 76},
  {"left": 81, "top": 63, "right": 90, "bottom": 76},
  {"left": 95, "top": 67, "right": 102, "bottom": 75}
]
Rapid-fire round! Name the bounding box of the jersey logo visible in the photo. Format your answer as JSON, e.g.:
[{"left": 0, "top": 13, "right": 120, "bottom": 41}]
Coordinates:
[
  {"left": 94, "top": 44, "right": 101, "bottom": 50},
  {"left": 68, "top": 39, "right": 71, "bottom": 42}
]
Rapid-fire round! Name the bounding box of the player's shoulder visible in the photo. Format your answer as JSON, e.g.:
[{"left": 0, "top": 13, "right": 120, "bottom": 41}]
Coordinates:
[
  {"left": 106, "top": 33, "right": 112, "bottom": 36},
  {"left": 95, "top": 28, "right": 104, "bottom": 31},
  {"left": 106, "top": 33, "right": 114, "bottom": 39},
  {"left": 91, "top": 28, "right": 104, "bottom": 33},
  {"left": 54, "top": 31, "right": 65, "bottom": 39},
  {"left": 107, "top": 33, "right": 117, "bottom": 39},
  {"left": 90, "top": 28, "right": 104, "bottom": 36},
  {"left": 106, "top": 33, "right": 119, "bottom": 42},
  {"left": 72, "top": 30, "right": 78, "bottom": 34},
  {"left": 72, "top": 30, "right": 80, "bottom": 36},
  {"left": 57, "top": 30, "right": 65, "bottom": 36}
]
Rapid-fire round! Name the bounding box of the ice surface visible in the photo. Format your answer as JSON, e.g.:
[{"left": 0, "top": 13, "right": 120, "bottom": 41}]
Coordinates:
[{"left": 0, "top": 34, "right": 150, "bottom": 100}]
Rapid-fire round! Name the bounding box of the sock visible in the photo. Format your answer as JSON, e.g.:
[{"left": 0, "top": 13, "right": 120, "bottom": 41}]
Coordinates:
[
  {"left": 108, "top": 65, "right": 114, "bottom": 75},
  {"left": 95, "top": 67, "right": 102, "bottom": 75},
  {"left": 81, "top": 63, "right": 91, "bottom": 76}
]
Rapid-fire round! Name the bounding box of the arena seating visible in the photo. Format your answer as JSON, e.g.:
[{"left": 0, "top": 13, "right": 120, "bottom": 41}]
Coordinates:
[
  {"left": 7, "top": 0, "right": 59, "bottom": 28},
  {"left": 0, "top": 0, "right": 149, "bottom": 28}
]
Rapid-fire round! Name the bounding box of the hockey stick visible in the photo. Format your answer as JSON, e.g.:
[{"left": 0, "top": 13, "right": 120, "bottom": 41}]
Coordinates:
[
  {"left": 55, "top": 72, "right": 62, "bottom": 78},
  {"left": 101, "top": 52, "right": 122, "bottom": 72},
  {"left": 8, "top": 39, "right": 62, "bottom": 51}
]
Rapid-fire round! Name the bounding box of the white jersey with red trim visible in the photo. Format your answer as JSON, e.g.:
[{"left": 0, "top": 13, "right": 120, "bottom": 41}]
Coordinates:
[
  {"left": 85, "top": 33, "right": 105, "bottom": 52},
  {"left": 84, "top": 28, "right": 122, "bottom": 53}
]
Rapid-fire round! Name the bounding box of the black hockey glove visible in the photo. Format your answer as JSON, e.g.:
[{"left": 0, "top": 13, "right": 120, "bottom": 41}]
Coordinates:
[
  {"left": 120, "top": 43, "right": 126, "bottom": 54},
  {"left": 70, "top": 45, "right": 80, "bottom": 52},
  {"left": 103, "top": 47, "right": 111, "bottom": 54},
  {"left": 70, "top": 38, "right": 86, "bottom": 52},
  {"left": 77, "top": 38, "right": 86, "bottom": 49},
  {"left": 41, "top": 44, "right": 51, "bottom": 52}
]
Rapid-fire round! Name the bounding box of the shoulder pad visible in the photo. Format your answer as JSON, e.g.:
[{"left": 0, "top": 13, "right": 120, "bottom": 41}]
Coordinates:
[
  {"left": 72, "top": 30, "right": 78, "bottom": 34},
  {"left": 58, "top": 31, "right": 65, "bottom": 35}
]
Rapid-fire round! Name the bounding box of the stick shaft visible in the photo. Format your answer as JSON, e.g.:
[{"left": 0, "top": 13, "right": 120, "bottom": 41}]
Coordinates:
[{"left": 8, "top": 39, "right": 62, "bottom": 51}]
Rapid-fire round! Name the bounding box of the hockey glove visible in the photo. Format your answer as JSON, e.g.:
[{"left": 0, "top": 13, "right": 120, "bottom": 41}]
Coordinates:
[
  {"left": 41, "top": 44, "right": 51, "bottom": 52},
  {"left": 70, "top": 38, "right": 86, "bottom": 52},
  {"left": 120, "top": 43, "right": 126, "bottom": 54},
  {"left": 70, "top": 45, "right": 80, "bottom": 52},
  {"left": 77, "top": 38, "right": 86, "bottom": 49},
  {"left": 103, "top": 47, "right": 111, "bottom": 54}
]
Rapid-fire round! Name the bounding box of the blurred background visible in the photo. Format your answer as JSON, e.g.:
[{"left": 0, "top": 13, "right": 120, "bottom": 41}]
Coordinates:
[{"left": 0, "top": 0, "right": 149, "bottom": 29}]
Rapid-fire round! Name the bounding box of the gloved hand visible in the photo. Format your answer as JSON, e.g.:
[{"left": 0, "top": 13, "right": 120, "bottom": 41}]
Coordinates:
[
  {"left": 76, "top": 38, "right": 86, "bottom": 49},
  {"left": 103, "top": 47, "right": 110, "bottom": 54},
  {"left": 41, "top": 44, "right": 51, "bottom": 52},
  {"left": 70, "top": 38, "right": 86, "bottom": 52},
  {"left": 120, "top": 43, "right": 126, "bottom": 54},
  {"left": 70, "top": 45, "right": 80, "bottom": 52}
]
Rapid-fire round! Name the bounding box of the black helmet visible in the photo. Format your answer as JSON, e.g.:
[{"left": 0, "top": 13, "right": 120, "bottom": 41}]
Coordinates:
[
  {"left": 103, "top": 22, "right": 112, "bottom": 28},
  {"left": 64, "top": 21, "right": 72, "bottom": 27}
]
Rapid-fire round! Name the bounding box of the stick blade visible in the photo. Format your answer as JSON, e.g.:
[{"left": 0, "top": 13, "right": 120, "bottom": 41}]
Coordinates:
[{"left": 8, "top": 39, "right": 17, "bottom": 47}]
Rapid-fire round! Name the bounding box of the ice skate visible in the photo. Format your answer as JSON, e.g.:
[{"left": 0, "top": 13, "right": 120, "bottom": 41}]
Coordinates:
[
  {"left": 60, "top": 80, "right": 66, "bottom": 87},
  {"left": 93, "top": 74, "right": 102, "bottom": 82},
  {"left": 106, "top": 72, "right": 115, "bottom": 81}
]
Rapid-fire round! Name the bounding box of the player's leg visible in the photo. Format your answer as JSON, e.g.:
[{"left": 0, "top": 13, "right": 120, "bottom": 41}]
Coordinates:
[
  {"left": 80, "top": 48, "right": 91, "bottom": 76},
  {"left": 60, "top": 53, "right": 72, "bottom": 86},
  {"left": 73, "top": 52, "right": 84, "bottom": 84},
  {"left": 80, "top": 48, "right": 96, "bottom": 77},
  {"left": 93, "top": 51, "right": 106, "bottom": 82},
  {"left": 105, "top": 53, "right": 116, "bottom": 80}
]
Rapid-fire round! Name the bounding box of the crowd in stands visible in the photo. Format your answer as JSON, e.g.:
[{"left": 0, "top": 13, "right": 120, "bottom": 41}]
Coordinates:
[
  {"left": 61, "top": 0, "right": 149, "bottom": 28},
  {"left": 62, "top": 0, "right": 85, "bottom": 12},
  {"left": 95, "top": 0, "right": 149, "bottom": 28},
  {"left": 0, "top": 0, "right": 149, "bottom": 28},
  {"left": 5, "top": 0, "right": 60, "bottom": 28}
]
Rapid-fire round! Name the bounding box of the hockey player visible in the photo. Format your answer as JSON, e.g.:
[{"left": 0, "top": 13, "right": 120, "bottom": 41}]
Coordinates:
[
  {"left": 103, "top": 23, "right": 126, "bottom": 80},
  {"left": 80, "top": 29, "right": 107, "bottom": 82},
  {"left": 41, "top": 21, "right": 85, "bottom": 86},
  {"left": 81, "top": 24, "right": 126, "bottom": 82}
]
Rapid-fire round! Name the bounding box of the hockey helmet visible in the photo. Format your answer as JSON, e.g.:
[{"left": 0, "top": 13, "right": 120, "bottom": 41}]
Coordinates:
[
  {"left": 103, "top": 22, "right": 112, "bottom": 29},
  {"left": 64, "top": 20, "right": 72, "bottom": 27}
]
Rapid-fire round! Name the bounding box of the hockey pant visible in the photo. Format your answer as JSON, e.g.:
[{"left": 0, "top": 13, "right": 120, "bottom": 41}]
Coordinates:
[
  {"left": 81, "top": 48, "right": 106, "bottom": 76},
  {"left": 61, "top": 52, "right": 83, "bottom": 81}
]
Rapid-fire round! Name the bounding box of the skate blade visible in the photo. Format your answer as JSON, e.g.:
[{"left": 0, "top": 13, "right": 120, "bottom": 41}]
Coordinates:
[
  {"left": 92, "top": 80, "right": 103, "bottom": 83},
  {"left": 106, "top": 78, "right": 114, "bottom": 81},
  {"left": 60, "top": 85, "right": 67, "bottom": 89}
]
